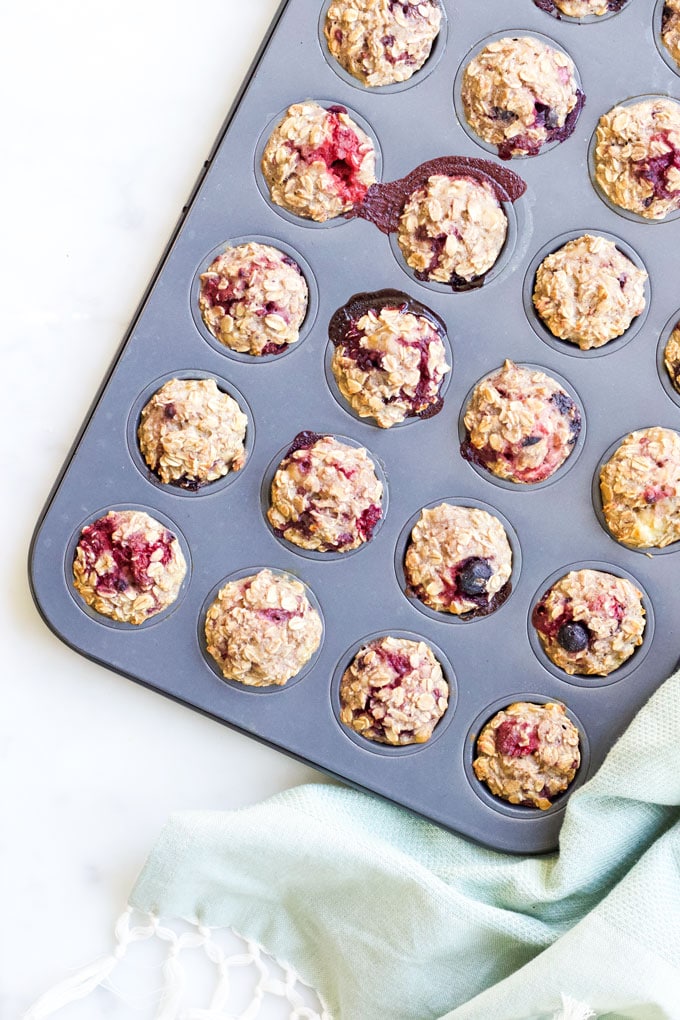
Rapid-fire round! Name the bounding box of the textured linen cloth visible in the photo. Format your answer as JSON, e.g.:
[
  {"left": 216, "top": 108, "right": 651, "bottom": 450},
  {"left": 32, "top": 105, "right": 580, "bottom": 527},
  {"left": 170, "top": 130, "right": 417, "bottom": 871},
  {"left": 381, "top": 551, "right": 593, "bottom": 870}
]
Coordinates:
[{"left": 129, "top": 669, "right": 680, "bottom": 1020}]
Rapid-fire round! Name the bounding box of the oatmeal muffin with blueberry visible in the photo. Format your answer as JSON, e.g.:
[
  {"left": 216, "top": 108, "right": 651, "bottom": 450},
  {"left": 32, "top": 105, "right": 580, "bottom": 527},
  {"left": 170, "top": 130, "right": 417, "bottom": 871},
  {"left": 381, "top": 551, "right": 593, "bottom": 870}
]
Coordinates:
[
  {"left": 533, "top": 235, "right": 647, "bottom": 350},
  {"left": 461, "top": 36, "right": 583, "bottom": 159},
  {"left": 73, "top": 510, "right": 186, "bottom": 624},
  {"left": 461, "top": 360, "right": 582, "bottom": 484},
  {"left": 664, "top": 322, "right": 680, "bottom": 392},
  {"left": 339, "top": 635, "right": 448, "bottom": 744},
  {"left": 268, "top": 432, "right": 383, "bottom": 553},
  {"left": 397, "top": 174, "right": 508, "bottom": 286},
  {"left": 205, "top": 569, "right": 322, "bottom": 687},
  {"left": 594, "top": 98, "right": 680, "bottom": 220},
  {"left": 473, "top": 701, "right": 580, "bottom": 810},
  {"left": 261, "top": 101, "right": 376, "bottom": 222},
  {"left": 329, "top": 292, "right": 450, "bottom": 427},
  {"left": 532, "top": 568, "right": 645, "bottom": 676},
  {"left": 324, "top": 0, "right": 442, "bottom": 88},
  {"left": 404, "top": 504, "right": 512, "bottom": 616},
  {"left": 198, "top": 242, "right": 308, "bottom": 356},
  {"left": 662, "top": 0, "right": 680, "bottom": 68},
  {"left": 537, "top": 0, "right": 628, "bottom": 16},
  {"left": 138, "top": 378, "right": 247, "bottom": 489},
  {"left": 600, "top": 426, "right": 680, "bottom": 548}
]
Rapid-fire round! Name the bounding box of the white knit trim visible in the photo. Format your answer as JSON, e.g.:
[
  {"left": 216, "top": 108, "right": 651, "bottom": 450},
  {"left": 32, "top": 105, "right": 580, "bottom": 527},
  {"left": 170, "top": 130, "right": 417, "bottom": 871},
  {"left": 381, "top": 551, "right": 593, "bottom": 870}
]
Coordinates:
[
  {"left": 23, "top": 907, "right": 332, "bottom": 1020},
  {"left": 553, "top": 994, "right": 597, "bottom": 1020}
]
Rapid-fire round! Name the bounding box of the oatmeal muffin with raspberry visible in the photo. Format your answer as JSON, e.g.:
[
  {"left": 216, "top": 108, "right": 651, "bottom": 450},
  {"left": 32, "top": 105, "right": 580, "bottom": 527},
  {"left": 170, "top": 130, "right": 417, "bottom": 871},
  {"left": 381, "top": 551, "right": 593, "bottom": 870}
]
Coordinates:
[
  {"left": 198, "top": 242, "right": 308, "bottom": 356},
  {"left": 339, "top": 635, "right": 448, "bottom": 744},
  {"left": 397, "top": 174, "right": 508, "bottom": 286},
  {"left": 461, "top": 360, "right": 582, "bottom": 484},
  {"left": 205, "top": 569, "right": 322, "bottom": 687},
  {"left": 664, "top": 322, "right": 680, "bottom": 392},
  {"left": 73, "top": 510, "right": 186, "bottom": 624},
  {"left": 533, "top": 235, "right": 647, "bottom": 349},
  {"left": 461, "top": 36, "right": 583, "bottom": 159},
  {"left": 662, "top": 0, "right": 680, "bottom": 68},
  {"left": 594, "top": 98, "right": 680, "bottom": 220},
  {"left": 473, "top": 701, "right": 580, "bottom": 810},
  {"left": 329, "top": 290, "right": 450, "bottom": 427},
  {"left": 404, "top": 504, "right": 512, "bottom": 616},
  {"left": 138, "top": 378, "right": 247, "bottom": 489},
  {"left": 324, "top": 0, "right": 442, "bottom": 88},
  {"left": 532, "top": 568, "right": 646, "bottom": 676},
  {"left": 268, "top": 432, "right": 383, "bottom": 552},
  {"left": 600, "top": 426, "right": 680, "bottom": 548},
  {"left": 261, "top": 101, "right": 376, "bottom": 222}
]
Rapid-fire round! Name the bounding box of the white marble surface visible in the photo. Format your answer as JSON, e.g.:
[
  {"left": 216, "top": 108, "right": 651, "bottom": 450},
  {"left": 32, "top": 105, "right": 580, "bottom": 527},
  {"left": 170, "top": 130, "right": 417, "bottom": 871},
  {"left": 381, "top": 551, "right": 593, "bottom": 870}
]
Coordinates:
[{"left": 2, "top": 3, "right": 333, "bottom": 1015}]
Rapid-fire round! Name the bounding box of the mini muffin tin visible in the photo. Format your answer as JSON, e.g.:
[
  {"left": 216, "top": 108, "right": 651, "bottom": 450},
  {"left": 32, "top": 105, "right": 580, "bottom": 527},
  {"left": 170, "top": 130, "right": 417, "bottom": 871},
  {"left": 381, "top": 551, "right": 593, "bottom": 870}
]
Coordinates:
[{"left": 29, "top": 0, "right": 680, "bottom": 853}]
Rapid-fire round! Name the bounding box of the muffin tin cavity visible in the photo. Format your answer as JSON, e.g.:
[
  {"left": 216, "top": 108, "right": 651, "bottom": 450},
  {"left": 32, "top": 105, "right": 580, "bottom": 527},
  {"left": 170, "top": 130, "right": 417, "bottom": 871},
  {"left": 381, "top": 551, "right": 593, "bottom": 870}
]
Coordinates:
[
  {"left": 253, "top": 100, "right": 383, "bottom": 229},
  {"left": 190, "top": 236, "right": 319, "bottom": 362},
  {"left": 458, "top": 361, "right": 587, "bottom": 491},
  {"left": 528, "top": 560, "right": 654, "bottom": 687},
  {"left": 317, "top": 0, "right": 448, "bottom": 94},
  {"left": 588, "top": 93, "right": 680, "bottom": 224},
  {"left": 260, "top": 431, "right": 389, "bottom": 560},
  {"left": 198, "top": 566, "right": 325, "bottom": 694},
  {"left": 393, "top": 497, "right": 522, "bottom": 624},
  {"left": 463, "top": 694, "right": 591, "bottom": 819},
  {"left": 453, "top": 29, "right": 585, "bottom": 161},
  {"left": 330, "top": 629, "right": 456, "bottom": 756},
  {"left": 656, "top": 308, "right": 680, "bottom": 408},
  {"left": 65, "top": 503, "right": 192, "bottom": 630},
  {"left": 127, "top": 370, "right": 255, "bottom": 496},
  {"left": 522, "top": 229, "right": 651, "bottom": 358}
]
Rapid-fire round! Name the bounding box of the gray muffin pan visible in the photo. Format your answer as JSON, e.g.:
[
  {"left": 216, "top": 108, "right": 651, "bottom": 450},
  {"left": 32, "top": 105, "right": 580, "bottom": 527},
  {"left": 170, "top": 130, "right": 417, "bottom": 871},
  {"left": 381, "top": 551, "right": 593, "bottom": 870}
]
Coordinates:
[{"left": 29, "top": 0, "right": 680, "bottom": 853}]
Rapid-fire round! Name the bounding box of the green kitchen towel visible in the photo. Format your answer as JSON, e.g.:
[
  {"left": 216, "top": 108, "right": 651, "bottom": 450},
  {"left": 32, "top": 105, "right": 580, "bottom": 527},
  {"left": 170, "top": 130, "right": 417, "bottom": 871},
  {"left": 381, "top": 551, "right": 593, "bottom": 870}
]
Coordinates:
[
  {"left": 26, "top": 669, "right": 680, "bottom": 1020},
  {"left": 125, "top": 668, "right": 680, "bottom": 1019}
]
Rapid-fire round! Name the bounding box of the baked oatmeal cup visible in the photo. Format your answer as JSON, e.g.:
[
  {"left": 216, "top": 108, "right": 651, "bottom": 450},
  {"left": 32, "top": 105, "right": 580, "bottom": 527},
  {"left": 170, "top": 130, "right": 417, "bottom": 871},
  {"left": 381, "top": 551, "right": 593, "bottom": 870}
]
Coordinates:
[
  {"left": 72, "top": 509, "right": 187, "bottom": 624},
  {"left": 473, "top": 701, "right": 580, "bottom": 810},
  {"left": 461, "top": 360, "right": 582, "bottom": 484},
  {"left": 138, "top": 378, "right": 247, "bottom": 489},
  {"left": 460, "top": 35, "right": 583, "bottom": 159},
  {"left": 599, "top": 426, "right": 680, "bottom": 548},
  {"left": 661, "top": 0, "right": 680, "bottom": 70},
  {"left": 532, "top": 234, "right": 647, "bottom": 350},
  {"left": 260, "top": 101, "right": 376, "bottom": 222},
  {"left": 267, "top": 432, "right": 383, "bottom": 553},
  {"left": 663, "top": 321, "right": 680, "bottom": 392},
  {"left": 339, "top": 635, "right": 448, "bottom": 744},
  {"left": 324, "top": 0, "right": 442, "bottom": 88},
  {"left": 404, "top": 503, "right": 512, "bottom": 617},
  {"left": 593, "top": 97, "right": 680, "bottom": 220},
  {"left": 532, "top": 568, "right": 646, "bottom": 676},
  {"left": 397, "top": 173, "right": 508, "bottom": 286},
  {"left": 198, "top": 242, "right": 308, "bottom": 356},
  {"left": 204, "top": 568, "right": 322, "bottom": 687},
  {"left": 329, "top": 291, "right": 450, "bottom": 427}
]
